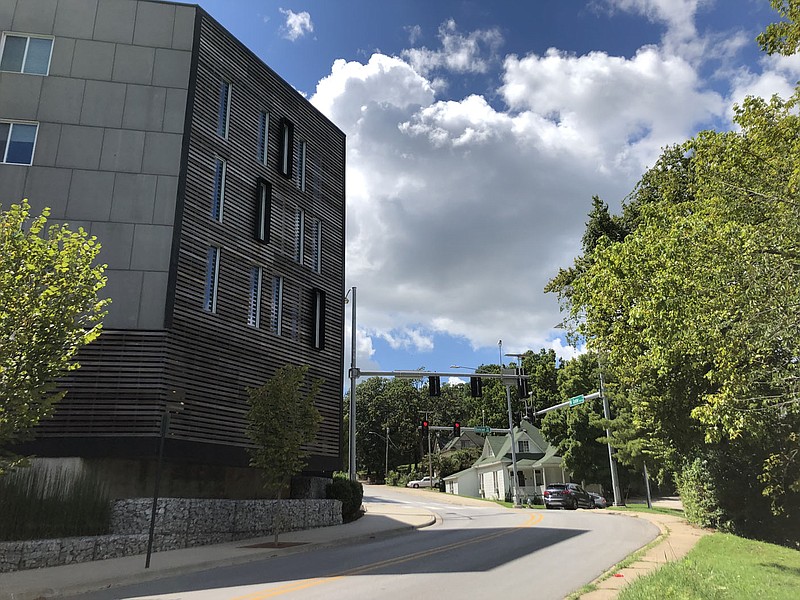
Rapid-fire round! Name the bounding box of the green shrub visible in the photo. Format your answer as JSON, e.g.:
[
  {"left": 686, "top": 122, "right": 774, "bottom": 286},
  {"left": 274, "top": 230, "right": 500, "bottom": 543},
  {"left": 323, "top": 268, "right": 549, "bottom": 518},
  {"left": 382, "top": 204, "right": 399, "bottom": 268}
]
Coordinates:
[
  {"left": 326, "top": 476, "right": 363, "bottom": 521},
  {"left": 0, "top": 465, "right": 111, "bottom": 541},
  {"left": 676, "top": 458, "right": 727, "bottom": 530},
  {"left": 385, "top": 470, "right": 401, "bottom": 486}
]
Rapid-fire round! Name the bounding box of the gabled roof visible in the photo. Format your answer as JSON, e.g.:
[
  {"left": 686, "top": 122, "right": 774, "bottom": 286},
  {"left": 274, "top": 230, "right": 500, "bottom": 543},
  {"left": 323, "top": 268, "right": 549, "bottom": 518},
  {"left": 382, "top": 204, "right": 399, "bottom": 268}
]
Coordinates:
[
  {"left": 474, "top": 421, "right": 561, "bottom": 468},
  {"left": 441, "top": 431, "right": 485, "bottom": 452}
]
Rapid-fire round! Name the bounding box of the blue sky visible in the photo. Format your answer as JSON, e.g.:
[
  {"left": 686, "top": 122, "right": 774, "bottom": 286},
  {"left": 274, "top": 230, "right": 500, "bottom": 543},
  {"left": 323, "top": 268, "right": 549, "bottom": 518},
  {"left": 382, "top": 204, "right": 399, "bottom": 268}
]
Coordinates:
[{"left": 185, "top": 0, "right": 799, "bottom": 384}]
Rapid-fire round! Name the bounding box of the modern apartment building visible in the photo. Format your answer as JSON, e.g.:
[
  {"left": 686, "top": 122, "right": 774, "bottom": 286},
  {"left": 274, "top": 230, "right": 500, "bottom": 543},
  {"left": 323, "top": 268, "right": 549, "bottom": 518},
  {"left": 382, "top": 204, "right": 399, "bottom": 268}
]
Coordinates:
[{"left": 0, "top": 0, "right": 345, "bottom": 496}]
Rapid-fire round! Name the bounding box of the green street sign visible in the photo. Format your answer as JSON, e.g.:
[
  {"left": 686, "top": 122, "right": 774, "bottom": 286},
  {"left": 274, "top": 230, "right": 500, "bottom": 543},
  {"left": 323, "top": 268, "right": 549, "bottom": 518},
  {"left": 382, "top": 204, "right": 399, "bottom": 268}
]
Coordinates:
[
  {"left": 474, "top": 426, "right": 491, "bottom": 434},
  {"left": 569, "top": 395, "right": 585, "bottom": 407}
]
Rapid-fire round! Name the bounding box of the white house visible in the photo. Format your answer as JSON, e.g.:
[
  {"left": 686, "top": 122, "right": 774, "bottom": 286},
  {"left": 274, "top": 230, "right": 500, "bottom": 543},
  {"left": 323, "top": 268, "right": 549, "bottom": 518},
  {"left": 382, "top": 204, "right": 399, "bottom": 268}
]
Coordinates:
[{"left": 443, "top": 421, "right": 568, "bottom": 502}]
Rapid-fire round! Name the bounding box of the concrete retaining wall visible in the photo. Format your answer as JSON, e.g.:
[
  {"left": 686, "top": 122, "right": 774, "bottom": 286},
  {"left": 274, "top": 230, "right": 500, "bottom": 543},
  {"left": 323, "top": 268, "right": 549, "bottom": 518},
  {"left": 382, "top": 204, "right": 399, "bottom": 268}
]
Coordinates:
[{"left": 0, "top": 498, "right": 342, "bottom": 573}]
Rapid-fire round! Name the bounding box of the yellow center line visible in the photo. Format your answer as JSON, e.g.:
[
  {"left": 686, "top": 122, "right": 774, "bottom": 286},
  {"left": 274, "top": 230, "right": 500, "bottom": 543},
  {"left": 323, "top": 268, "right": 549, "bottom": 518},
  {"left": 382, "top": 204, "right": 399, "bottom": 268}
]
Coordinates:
[{"left": 231, "top": 512, "right": 544, "bottom": 600}]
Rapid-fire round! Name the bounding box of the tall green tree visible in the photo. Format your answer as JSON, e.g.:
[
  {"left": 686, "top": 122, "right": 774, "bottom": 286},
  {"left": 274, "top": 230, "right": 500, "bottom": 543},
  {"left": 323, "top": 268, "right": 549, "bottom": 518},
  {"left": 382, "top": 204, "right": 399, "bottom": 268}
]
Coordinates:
[
  {"left": 246, "top": 364, "right": 322, "bottom": 544},
  {"left": 1, "top": 201, "right": 108, "bottom": 474},
  {"left": 757, "top": 0, "right": 800, "bottom": 56},
  {"left": 348, "top": 376, "right": 422, "bottom": 478},
  {"left": 540, "top": 352, "right": 613, "bottom": 486},
  {"left": 548, "top": 90, "right": 800, "bottom": 542}
]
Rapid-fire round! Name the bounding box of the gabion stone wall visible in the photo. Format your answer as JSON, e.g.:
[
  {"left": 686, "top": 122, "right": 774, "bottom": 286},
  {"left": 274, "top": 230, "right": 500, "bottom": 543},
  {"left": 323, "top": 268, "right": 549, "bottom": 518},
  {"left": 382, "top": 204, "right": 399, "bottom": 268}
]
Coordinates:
[{"left": 0, "top": 498, "right": 342, "bottom": 573}]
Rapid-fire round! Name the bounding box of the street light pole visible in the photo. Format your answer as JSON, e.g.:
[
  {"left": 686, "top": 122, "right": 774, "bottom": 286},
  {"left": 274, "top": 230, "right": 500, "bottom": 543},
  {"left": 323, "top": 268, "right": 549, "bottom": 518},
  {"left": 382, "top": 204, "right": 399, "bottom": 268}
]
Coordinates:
[{"left": 346, "top": 286, "right": 357, "bottom": 482}]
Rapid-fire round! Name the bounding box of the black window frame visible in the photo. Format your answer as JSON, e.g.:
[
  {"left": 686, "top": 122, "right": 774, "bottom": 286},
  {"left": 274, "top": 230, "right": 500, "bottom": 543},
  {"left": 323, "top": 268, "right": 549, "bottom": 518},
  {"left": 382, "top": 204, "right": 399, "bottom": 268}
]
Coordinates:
[
  {"left": 311, "top": 288, "right": 326, "bottom": 350},
  {"left": 279, "top": 118, "right": 294, "bottom": 178},
  {"left": 255, "top": 178, "right": 272, "bottom": 243}
]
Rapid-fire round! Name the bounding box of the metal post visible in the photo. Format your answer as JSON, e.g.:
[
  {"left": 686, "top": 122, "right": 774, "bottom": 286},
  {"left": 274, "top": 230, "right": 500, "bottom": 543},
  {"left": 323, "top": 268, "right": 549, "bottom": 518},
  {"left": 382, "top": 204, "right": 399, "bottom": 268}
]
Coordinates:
[
  {"left": 427, "top": 419, "right": 433, "bottom": 485},
  {"left": 145, "top": 411, "right": 169, "bottom": 569},
  {"left": 644, "top": 462, "right": 652, "bottom": 509},
  {"left": 348, "top": 286, "right": 357, "bottom": 482},
  {"left": 385, "top": 425, "right": 389, "bottom": 479},
  {"left": 504, "top": 382, "right": 521, "bottom": 506},
  {"left": 599, "top": 369, "right": 624, "bottom": 506}
]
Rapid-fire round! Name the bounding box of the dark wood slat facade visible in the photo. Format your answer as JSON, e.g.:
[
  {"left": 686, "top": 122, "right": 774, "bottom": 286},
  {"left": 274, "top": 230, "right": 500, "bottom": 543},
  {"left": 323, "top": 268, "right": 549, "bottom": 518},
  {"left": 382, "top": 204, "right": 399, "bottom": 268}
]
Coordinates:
[{"left": 25, "top": 4, "right": 346, "bottom": 480}]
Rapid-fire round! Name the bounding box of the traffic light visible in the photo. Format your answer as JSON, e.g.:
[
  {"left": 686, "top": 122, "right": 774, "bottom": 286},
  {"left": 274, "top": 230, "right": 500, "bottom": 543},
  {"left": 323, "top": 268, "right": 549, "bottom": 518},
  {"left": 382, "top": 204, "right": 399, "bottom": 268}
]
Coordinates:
[
  {"left": 469, "top": 376, "right": 482, "bottom": 398},
  {"left": 453, "top": 421, "right": 461, "bottom": 437},
  {"left": 421, "top": 419, "right": 429, "bottom": 435},
  {"left": 428, "top": 375, "right": 441, "bottom": 397}
]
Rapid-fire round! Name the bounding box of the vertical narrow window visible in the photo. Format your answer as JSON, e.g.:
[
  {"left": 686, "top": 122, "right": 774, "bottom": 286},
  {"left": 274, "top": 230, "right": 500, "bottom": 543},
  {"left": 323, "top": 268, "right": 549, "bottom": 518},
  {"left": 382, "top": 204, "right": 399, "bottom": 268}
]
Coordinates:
[
  {"left": 1, "top": 121, "right": 38, "bottom": 165},
  {"left": 311, "top": 288, "right": 326, "bottom": 350},
  {"left": 271, "top": 275, "right": 283, "bottom": 335},
  {"left": 279, "top": 118, "right": 294, "bottom": 178},
  {"left": 212, "top": 158, "right": 226, "bottom": 221},
  {"left": 294, "top": 208, "right": 305, "bottom": 264},
  {"left": 203, "top": 247, "right": 220, "bottom": 313},
  {"left": 257, "top": 110, "right": 270, "bottom": 165},
  {"left": 0, "top": 34, "right": 53, "bottom": 75},
  {"left": 248, "top": 266, "right": 263, "bottom": 327},
  {"left": 311, "top": 218, "right": 322, "bottom": 273},
  {"left": 298, "top": 141, "right": 307, "bottom": 191},
  {"left": 255, "top": 178, "right": 271, "bottom": 243},
  {"left": 217, "top": 79, "right": 231, "bottom": 138}
]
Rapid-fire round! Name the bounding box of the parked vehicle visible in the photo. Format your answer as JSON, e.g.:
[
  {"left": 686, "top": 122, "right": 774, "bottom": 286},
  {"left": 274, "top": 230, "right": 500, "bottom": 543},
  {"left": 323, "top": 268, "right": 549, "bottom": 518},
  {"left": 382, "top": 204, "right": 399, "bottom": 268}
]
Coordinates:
[
  {"left": 406, "top": 476, "right": 440, "bottom": 488},
  {"left": 589, "top": 492, "right": 608, "bottom": 508},
  {"left": 543, "top": 483, "right": 594, "bottom": 509}
]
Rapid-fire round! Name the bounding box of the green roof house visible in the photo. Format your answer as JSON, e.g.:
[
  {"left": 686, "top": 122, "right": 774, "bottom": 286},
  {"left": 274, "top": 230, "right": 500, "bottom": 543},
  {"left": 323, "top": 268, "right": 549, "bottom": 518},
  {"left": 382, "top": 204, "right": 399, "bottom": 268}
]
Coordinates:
[{"left": 443, "top": 420, "right": 567, "bottom": 501}]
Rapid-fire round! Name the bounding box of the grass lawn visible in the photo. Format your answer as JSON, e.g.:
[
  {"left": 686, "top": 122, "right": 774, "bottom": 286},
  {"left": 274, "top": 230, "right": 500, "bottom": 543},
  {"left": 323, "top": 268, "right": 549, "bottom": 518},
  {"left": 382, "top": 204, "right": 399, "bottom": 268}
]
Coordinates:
[
  {"left": 608, "top": 502, "right": 685, "bottom": 517},
  {"left": 617, "top": 532, "right": 800, "bottom": 600}
]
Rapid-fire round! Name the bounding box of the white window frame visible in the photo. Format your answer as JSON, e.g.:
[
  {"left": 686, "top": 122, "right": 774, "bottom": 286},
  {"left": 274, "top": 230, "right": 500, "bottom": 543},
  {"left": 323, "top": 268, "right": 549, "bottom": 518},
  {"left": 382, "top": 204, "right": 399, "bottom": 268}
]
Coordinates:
[
  {"left": 518, "top": 440, "right": 530, "bottom": 453},
  {"left": 258, "top": 111, "right": 269, "bottom": 165},
  {"left": 248, "top": 266, "right": 263, "bottom": 327},
  {"left": 203, "top": 246, "right": 220, "bottom": 313},
  {"left": 294, "top": 207, "right": 305, "bottom": 264},
  {"left": 271, "top": 275, "right": 283, "bottom": 335},
  {"left": 0, "top": 33, "right": 53, "bottom": 75},
  {"left": 212, "top": 157, "right": 226, "bottom": 221},
  {"left": 311, "top": 218, "right": 322, "bottom": 273},
  {"left": 0, "top": 120, "right": 38, "bottom": 165},
  {"left": 217, "top": 79, "right": 231, "bottom": 139}
]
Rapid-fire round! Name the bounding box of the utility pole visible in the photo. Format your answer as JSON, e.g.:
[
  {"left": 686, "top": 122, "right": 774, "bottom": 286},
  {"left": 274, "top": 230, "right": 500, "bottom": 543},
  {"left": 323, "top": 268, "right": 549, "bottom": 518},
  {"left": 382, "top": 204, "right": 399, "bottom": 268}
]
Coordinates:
[
  {"left": 599, "top": 368, "right": 624, "bottom": 506},
  {"left": 502, "top": 368, "right": 521, "bottom": 507}
]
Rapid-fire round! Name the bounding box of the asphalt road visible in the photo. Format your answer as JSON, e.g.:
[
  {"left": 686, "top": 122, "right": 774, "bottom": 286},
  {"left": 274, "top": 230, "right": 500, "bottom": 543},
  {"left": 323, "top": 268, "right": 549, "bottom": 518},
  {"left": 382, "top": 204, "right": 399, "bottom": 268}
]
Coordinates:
[{"left": 66, "top": 487, "right": 658, "bottom": 600}]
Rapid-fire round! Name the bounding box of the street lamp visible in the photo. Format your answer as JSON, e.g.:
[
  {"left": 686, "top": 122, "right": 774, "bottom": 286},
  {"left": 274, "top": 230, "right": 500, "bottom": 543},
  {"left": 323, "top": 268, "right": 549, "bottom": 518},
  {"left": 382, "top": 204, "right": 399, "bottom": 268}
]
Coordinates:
[
  {"left": 145, "top": 392, "right": 185, "bottom": 569},
  {"left": 344, "top": 286, "right": 357, "bottom": 482}
]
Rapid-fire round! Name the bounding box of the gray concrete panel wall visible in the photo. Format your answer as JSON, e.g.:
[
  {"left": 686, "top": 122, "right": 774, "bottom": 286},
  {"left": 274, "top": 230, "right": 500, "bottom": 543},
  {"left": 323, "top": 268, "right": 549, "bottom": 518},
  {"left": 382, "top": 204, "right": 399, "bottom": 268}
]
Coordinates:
[
  {"left": 12, "top": 0, "right": 57, "bottom": 34},
  {"left": 0, "top": 0, "right": 196, "bottom": 330}
]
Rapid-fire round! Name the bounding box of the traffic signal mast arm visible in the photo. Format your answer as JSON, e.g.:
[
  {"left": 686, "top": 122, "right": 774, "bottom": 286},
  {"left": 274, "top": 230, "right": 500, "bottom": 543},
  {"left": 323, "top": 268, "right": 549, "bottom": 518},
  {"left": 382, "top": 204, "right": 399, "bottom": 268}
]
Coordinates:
[
  {"left": 419, "top": 425, "right": 511, "bottom": 433},
  {"left": 531, "top": 391, "right": 601, "bottom": 417},
  {"left": 350, "top": 369, "right": 530, "bottom": 379}
]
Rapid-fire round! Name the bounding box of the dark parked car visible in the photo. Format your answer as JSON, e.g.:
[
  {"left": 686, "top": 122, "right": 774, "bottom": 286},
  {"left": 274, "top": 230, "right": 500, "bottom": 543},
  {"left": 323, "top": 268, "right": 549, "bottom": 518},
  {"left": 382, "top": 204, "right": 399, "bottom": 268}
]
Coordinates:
[
  {"left": 543, "top": 483, "right": 594, "bottom": 510},
  {"left": 589, "top": 491, "right": 608, "bottom": 508}
]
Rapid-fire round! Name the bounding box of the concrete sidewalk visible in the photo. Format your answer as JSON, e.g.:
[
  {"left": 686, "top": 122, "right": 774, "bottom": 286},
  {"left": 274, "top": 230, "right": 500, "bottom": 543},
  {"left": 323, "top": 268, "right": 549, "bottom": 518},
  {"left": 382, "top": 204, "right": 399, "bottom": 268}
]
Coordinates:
[{"left": 0, "top": 502, "right": 435, "bottom": 600}]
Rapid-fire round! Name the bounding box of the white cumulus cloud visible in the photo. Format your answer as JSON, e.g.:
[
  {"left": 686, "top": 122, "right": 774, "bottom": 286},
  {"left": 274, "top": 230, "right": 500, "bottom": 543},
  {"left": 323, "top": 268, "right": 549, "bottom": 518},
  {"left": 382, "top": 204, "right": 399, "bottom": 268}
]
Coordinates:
[{"left": 279, "top": 8, "right": 313, "bottom": 41}]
